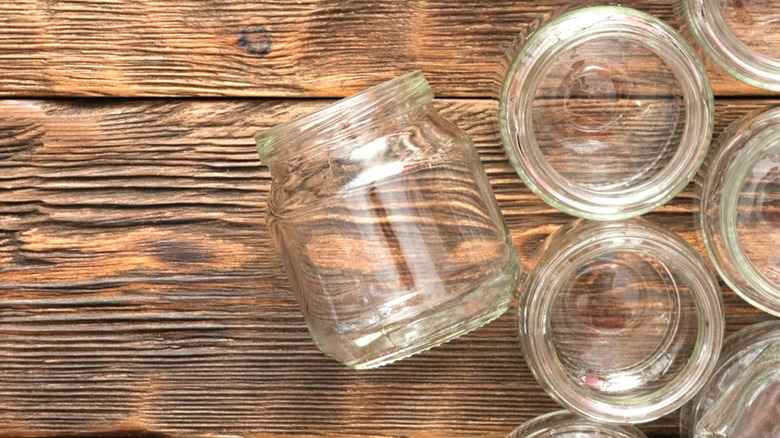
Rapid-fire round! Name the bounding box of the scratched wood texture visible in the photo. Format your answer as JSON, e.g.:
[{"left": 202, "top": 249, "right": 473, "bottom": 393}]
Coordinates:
[
  {"left": 0, "top": 0, "right": 770, "bottom": 98},
  {"left": 0, "top": 0, "right": 778, "bottom": 437},
  {"left": 0, "top": 98, "right": 776, "bottom": 438}
]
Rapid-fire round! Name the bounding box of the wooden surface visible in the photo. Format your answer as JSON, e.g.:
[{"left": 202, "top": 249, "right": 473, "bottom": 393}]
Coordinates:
[
  {"left": 0, "top": 0, "right": 770, "bottom": 98},
  {"left": 0, "top": 1, "right": 776, "bottom": 437}
]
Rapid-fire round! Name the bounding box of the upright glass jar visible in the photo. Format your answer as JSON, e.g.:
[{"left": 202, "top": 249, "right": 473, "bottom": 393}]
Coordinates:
[
  {"left": 508, "top": 410, "right": 647, "bottom": 438},
  {"left": 679, "top": 0, "right": 780, "bottom": 91},
  {"left": 499, "top": 3, "right": 713, "bottom": 220},
  {"left": 519, "top": 219, "right": 724, "bottom": 423},
  {"left": 700, "top": 105, "right": 780, "bottom": 316},
  {"left": 257, "top": 72, "right": 520, "bottom": 369}
]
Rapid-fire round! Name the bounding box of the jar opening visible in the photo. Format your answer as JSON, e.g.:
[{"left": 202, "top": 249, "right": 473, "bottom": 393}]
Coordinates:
[
  {"left": 520, "top": 220, "right": 723, "bottom": 423},
  {"left": 702, "top": 105, "right": 780, "bottom": 316},
  {"left": 256, "top": 71, "right": 433, "bottom": 166},
  {"left": 509, "top": 410, "right": 647, "bottom": 438},
  {"left": 500, "top": 6, "right": 713, "bottom": 220},
  {"left": 683, "top": 0, "right": 780, "bottom": 91}
]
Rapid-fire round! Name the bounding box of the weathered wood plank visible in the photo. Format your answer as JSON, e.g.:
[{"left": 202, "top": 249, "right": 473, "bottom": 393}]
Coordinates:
[
  {"left": 0, "top": 98, "right": 775, "bottom": 437},
  {"left": 0, "top": 0, "right": 766, "bottom": 98}
]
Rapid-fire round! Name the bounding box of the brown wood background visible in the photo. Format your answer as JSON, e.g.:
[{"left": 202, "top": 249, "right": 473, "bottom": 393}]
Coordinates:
[{"left": 0, "top": 1, "right": 776, "bottom": 437}]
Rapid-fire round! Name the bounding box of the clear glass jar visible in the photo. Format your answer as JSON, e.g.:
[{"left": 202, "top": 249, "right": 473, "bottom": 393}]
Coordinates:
[
  {"left": 508, "top": 410, "right": 647, "bottom": 438},
  {"left": 499, "top": 4, "right": 714, "bottom": 220},
  {"left": 679, "top": 0, "right": 780, "bottom": 91},
  {"left": 519, "top": 219, "right": 724, "bottom": 423},
  {"left": 680, "top": 321, "right": 780, "bottom": 437},
  {"left": 256, "top": 72, "right": 520, "bottom": 369},
  {"left": 700, "top": 105, "right": 780, "bottom": 316}
]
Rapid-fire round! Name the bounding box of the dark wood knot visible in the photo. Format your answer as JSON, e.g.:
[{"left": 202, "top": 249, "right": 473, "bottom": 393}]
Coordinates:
[{"left": 238, "top": 25, "right": 272, "bottom": 57}]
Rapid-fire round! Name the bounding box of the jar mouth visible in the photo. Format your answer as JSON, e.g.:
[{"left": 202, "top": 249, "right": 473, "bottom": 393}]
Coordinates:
[
  {"left": 680, "top": 320, "right": 780, "bottom": 435},
  {"left": 701, "top": 106, "right": 780, "bottom": 316},
  {"left": 509, "top": 410, "right": 647, "bottom": 438},
  {"left": 256, "top": 71, "right": 433, "bottom": 165},
  {"left": 682, "top": 0, "right": 780, "bottom": 91},
  {"left": 499, "top": 6, "right": 713, "bottom": 220},
  {"left": 519, "top": 219, "right": 723, "bottom": 423}
]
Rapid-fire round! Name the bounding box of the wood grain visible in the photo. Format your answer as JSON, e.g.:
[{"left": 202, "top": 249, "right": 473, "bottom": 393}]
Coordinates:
[
  {"left": 0, "top": 0, "right": 766, "bottom": 98},
  {"left": 0, "top": 97, "right": 776, "bottom": 437}
]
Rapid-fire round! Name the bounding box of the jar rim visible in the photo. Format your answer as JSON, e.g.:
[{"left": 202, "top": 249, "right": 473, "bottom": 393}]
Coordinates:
[
  {"left": 519, "top": 219, "right": 724, "bottom": 423},
  {"left": 681, "top": 0, "right": 780, "bottom": 91},
  {"left": 256, "top": 71, "right": 433, "bottom": 165},
  {"left": 700, "top": 105, "right": 780, "bottom": 316},
  {"left": 499, "top": 5, "right": 713, "bottom": 220},
  {"left": 509, "top": 410, "right": 647, "bottom": 437}
]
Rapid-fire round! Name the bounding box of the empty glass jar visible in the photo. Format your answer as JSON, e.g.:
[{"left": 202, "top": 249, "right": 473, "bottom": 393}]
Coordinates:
[
  {"left": 499, "top": 3, "right": 713, "bottom": 220},
  {"left": 700, "top": 105, "right": 780, "bottom": 316},
  {"left": 680, "top": 321, "right": 780, "bottom": 437},
  {"left": 508, "top": 410, "right": 647, "bottom": 438},
  {"left": 519, "top": 219, "right": 724, "bottom": 423},
  {"left": 257, "top": 72, "right": 520, "bottom": 369},
  {"left": 679, "top": 0, "right": 780, "bottom": 90}
]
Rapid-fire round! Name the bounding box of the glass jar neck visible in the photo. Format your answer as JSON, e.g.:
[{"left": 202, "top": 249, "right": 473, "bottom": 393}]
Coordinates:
[{"left": 256, "top": 71, "right": 433, "bottom": 177}]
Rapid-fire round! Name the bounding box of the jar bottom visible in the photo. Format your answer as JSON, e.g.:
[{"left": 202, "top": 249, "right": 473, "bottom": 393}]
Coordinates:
[
  {"left": 333, "top": 265, "right": 518, "bottom": 370},
  {"left": 550, "top": 250, "right": 687, "bottom": 396}
]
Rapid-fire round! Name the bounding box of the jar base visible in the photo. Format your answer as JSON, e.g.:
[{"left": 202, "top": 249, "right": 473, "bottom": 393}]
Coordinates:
[{"left": 346, "top": 299, "right": 510, "bottom": 370}]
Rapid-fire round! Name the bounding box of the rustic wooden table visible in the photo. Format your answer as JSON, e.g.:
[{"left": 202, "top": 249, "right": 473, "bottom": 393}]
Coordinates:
[{"left": 0, "top": 1, "right": 776, "bottom": 437}]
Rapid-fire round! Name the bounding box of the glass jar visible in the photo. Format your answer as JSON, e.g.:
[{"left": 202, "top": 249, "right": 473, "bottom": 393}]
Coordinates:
[
  {"left": 508, "top": 410, "right": 647, "bottom": 438},
  {"left": 679, "top": 0, "right": 780, "bottom": 91},
  {"left": 256, "top": 71, "right": 520, "bottom": 370},
  {"left": 700, "top": 105, "right": 780, "bottom": 316},
  {"left": 518, "top": 219, "right": 724, "bottom": 423},
  {"left": 499, "top": 4, "right": 713, "bottom": 220},
  {"left": 680, "top": 321, "right": 780, "bottom": 437}
]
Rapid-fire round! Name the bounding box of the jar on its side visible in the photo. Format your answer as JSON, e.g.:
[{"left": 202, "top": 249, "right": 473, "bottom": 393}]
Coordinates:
[
  {"left": 499, "top": 3, "right": 713, "bottom": 220},
  {"left": 257, "top": 72, "right": 520, "bottom": 369},
  {"left": 700, "top": 105, "right": 780, "bottom": 316},
  {"left": 508, "top": 410, "right": 647, "bottom": 438},
  {"left": 519, "top": 219, "right": 723, "bottom": 423}
]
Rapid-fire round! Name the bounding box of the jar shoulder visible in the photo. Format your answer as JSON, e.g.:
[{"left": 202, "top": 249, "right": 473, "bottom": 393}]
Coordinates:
[{"left": 266, "top": 112, "right": 477, "bottom": 217}]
